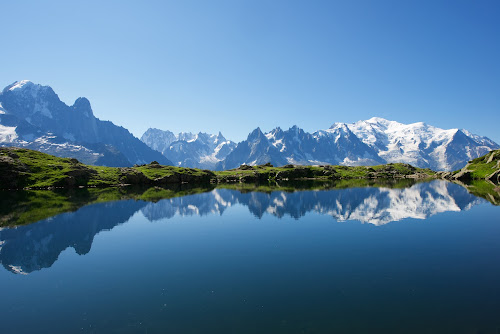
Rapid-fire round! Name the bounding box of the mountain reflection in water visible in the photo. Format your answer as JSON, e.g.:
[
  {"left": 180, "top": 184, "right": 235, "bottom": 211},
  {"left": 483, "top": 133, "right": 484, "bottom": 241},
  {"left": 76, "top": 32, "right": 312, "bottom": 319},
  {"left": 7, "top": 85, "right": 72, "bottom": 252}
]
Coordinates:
[
  {"left": 0, "top": 180, "right": 484, "bottom": 274},
  {"left": 142, "top": 180, "right": 480, "bottom": 224}
]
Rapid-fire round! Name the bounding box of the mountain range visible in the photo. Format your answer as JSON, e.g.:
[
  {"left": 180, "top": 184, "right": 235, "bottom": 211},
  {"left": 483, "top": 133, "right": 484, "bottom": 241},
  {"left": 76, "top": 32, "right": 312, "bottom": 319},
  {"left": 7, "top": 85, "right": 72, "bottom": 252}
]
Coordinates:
[
  {"left": 0, "top": 80, "right": 497, "bottom": 171},
  {"left": 0, "top": 80, "right": 171, "bottom": 166},
  {"left": 143, "top": 118, "right": 498, "bottom": 171}
]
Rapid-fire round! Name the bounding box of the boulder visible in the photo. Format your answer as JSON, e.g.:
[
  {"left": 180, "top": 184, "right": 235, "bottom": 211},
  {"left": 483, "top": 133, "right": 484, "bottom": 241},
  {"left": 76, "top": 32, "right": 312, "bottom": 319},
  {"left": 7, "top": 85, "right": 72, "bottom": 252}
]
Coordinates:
[
  {"left": 119, "top": 168, "right": 151, "bottom": 184},
  {"left": 154, "top": 173, "right": 181, "bottom": 184},
  {"left": 453, "top": 169, "right": 473, "bottom": 181},
  {"left": 238, "top": 164, "right": 254, "bottom": 170},
  {"left": 0, "top": 152, "right": 30, "bottom": 189}
]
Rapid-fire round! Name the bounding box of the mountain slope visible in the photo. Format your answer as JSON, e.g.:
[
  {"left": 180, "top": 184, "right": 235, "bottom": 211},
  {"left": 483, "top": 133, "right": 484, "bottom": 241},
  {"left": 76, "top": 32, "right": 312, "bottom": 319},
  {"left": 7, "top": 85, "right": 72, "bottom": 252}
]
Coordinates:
[
  {"left": 346, "top": 117, "right": 499, "bottom": 171},
  {"left": 219, "top": 125, "right": 385, "bottom": 170},
  {"left": 0, "top": 80, "right": 171, "bottom": 166}
]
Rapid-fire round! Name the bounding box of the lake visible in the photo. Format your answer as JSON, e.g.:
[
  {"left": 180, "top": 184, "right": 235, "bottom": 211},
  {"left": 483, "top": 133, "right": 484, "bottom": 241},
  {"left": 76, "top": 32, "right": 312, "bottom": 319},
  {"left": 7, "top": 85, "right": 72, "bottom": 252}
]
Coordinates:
[{"left": 1, "top": 180, "right": 500, "bottom": 333}]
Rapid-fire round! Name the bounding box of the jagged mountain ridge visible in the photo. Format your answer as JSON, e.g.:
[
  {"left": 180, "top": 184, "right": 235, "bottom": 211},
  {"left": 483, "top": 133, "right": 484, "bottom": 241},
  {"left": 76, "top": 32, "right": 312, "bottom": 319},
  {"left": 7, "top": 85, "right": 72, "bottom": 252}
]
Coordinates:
[
  {"left": 141, "top": 128, "right": 236, "bottom": 169},
  {"left": 144, "top": 119, "right": 497, "bottom": 171},
  {"left": 1, "top": 80, "right": 496, "bottom": 170},
  {"left": 0, "top": 80, "right": 171, "bottom": 166},
  {"left": 215, "top": 119, "right": 498, "bottom": 171}
]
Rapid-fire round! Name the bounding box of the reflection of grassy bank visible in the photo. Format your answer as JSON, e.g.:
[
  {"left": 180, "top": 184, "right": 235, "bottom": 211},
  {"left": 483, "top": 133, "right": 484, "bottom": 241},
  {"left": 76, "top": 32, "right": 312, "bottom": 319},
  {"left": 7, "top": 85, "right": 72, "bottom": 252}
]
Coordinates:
[
  {"left": 217, "top": 178, "right": 421, "bottom": 193},
  {"left": 138, "top": 185, "right": 215, "bottom": 202},
  {"left": 0, "top": 184, "right": 215, "bottom": 227},
  {"left": 216, "top": 163, "right": 435, "bottom": 183},
  {"left": 455, "top": 180, "right": 500, "bottom": 206},
  {"left": 3, "top": 178, "right": 498, "bottom": 228}
]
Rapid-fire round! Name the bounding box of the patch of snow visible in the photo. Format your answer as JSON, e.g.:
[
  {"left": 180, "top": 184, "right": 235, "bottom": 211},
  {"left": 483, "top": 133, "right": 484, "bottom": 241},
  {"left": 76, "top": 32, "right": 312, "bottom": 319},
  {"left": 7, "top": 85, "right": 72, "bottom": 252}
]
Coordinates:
[
  {"left": 8, "top": 265, "right": 28, "bottom": 275},
  {"left": 213, "top": 189, "right": 231, "bottom": 207},
  {"left": 187, "top": 134, "right": 198, "bottom": 143},
  {"left": 8, "top": 80, "right": 32, "bottom": 91},
  {"left": 344, "top": 117, "right": 493, "bottom": 170},
  {"left": 0, "top": 124, "right": 18, "bottom": 142},
  {"left": 187, "top": 204, "right": 199, "bottom": 214}
]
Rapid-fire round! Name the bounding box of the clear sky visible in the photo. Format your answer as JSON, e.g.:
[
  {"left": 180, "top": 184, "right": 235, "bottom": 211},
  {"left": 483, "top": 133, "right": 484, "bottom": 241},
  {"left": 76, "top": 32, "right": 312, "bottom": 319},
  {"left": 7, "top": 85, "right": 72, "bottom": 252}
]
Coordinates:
[{"left": 1, "top": 0, "right": 499, "bottom": 143}]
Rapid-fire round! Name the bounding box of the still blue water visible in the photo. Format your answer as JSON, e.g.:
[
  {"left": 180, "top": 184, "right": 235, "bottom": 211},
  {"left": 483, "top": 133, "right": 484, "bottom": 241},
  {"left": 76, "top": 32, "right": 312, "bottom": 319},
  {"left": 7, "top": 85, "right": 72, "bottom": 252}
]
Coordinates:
[{"left": 1, "top": 180, "right": 500, "bottom": 333}]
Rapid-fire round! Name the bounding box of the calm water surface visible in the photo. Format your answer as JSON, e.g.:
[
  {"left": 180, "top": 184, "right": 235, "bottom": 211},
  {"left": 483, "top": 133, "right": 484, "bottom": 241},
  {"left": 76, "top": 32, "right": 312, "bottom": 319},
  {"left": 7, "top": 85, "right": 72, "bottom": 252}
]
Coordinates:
[{"left": 1, "top": 180, "right": 500, "bottom": 333}]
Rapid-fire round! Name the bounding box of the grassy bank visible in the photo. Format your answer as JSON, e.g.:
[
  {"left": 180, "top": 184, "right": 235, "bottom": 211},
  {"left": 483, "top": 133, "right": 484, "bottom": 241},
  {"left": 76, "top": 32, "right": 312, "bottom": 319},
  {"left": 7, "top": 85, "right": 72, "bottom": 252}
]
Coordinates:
[{"left": 1, "top": 147, "right": 436, "bottom": 190}]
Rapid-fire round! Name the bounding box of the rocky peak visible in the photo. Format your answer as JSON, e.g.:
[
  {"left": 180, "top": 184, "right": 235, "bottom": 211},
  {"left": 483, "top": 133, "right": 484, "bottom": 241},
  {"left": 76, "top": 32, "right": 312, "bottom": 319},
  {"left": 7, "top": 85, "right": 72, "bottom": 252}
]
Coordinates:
[
  {"left": 3, "top": 80, "right": 55, "bottom": 99},
  {"left": 72, "top": 97, "right": 94, "bottom": 118},
  {"left": 216, "top": 131, "right": 226, "bottom": 140},
  {"left": 267, "top": 127, "right": 284, "bottom": 139},
  {"left": 4, "top": 80, "right": 34, "bottom": 92},
  {"left": 247, "top": 127, "right": 265, "bottom": 142}
]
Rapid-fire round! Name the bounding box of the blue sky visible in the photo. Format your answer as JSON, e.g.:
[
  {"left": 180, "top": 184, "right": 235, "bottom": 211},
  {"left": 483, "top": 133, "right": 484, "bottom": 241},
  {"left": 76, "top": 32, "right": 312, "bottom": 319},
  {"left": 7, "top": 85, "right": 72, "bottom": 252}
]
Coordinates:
[{"left": 1, "top": 0, "right": 499, "bottom": 143}]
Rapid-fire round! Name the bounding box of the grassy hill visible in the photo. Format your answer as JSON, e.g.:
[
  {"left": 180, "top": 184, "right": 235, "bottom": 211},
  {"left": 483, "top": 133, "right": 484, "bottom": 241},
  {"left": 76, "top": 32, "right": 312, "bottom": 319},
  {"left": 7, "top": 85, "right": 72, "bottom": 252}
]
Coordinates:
[
  {"left": 1, "top": 147, "right": 437, "bottom": 190},
  {"left": 450, "top": 149, "right": 500, "bottom": 182},
  {"left": 0, "top": 147, "right": 214, "bottom": 189}
]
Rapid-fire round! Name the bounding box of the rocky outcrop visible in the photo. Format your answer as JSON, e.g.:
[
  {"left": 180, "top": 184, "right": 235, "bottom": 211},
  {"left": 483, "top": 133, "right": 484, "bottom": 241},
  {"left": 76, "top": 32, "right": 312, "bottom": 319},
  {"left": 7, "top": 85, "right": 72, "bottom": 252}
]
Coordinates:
[
  {"left": 0, "top": 151, "right": 30, "bottom": 189},
  {"left": 119, "top": 168, "right": 152, "bottom": 185},
  {"left": 441, "top": 150, "right": 500, "bottom": 184},
  {"left": 452, "top": 166, "right": 473, "bottom": 181}
]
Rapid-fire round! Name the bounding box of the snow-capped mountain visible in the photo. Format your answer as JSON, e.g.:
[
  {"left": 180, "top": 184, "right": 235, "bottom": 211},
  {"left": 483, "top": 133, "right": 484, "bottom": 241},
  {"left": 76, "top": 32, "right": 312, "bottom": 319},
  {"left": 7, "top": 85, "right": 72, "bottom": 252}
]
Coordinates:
[
  {"left": 216, "top": 127, "right": 288, "bottom": 170},
  {"left": 0, "top": 80, "right": 171, "bottom": 166},
  {"left": 345, "top": 117, "right": 499, "bottom": 171},
  {"left": 217, "top": 119, "right": 498, "bottom": 171},
  {"left": 1, "top": 80, "right": 496, "bottom": 170},
  {"left": 218, "top": 124, "right": 385, "bottom": 170},
  {"left": 141, "top": 128, "right": 236, "bottom": 169}
]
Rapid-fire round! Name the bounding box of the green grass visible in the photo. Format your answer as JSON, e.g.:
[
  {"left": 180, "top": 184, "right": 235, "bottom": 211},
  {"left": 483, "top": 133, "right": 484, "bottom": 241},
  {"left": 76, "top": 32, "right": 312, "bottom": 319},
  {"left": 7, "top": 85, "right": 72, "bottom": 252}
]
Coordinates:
[
  {"left": 135, "top": 165, "right": 210, "bottom": 179},
  {"left": 0, "top": 147, "right": 215, "bottom": 189},
  {"left": 138, "top": 185, "right": 215, "bottom": 202},
  {"left": 457, "top": 149, "right": 500, "bottom": 179},
  {"left": 11, "top": 149, "right": 80, "bottom": 187},
  {"left": 1, "top": 147, "right": 437, "bottom": 190},
  {"left": 460, "top": 180, "right": 500, "bottom": 206},
  {"left": 89, "top": 166, "right": 123, "bottom": 186}
]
